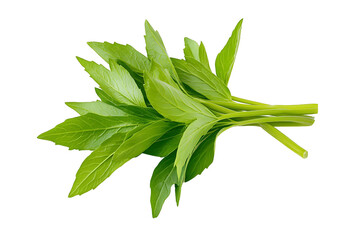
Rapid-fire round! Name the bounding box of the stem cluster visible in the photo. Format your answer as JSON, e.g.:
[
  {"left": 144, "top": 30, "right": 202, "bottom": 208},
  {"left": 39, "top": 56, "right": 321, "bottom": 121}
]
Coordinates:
[{"left": 198, "top": 96, "right": 318, "bottom": 158}]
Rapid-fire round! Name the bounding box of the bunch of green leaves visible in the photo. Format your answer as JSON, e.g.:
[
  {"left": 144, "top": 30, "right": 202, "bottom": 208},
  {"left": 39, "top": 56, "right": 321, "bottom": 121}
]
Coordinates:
[{"left": 38, "top": 19, "right": 318, "bottom": 218}]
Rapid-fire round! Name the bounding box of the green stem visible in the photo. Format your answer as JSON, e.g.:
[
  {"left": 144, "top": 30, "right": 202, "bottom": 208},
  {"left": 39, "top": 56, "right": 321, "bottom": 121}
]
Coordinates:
[
  {"left": 198, "top": 97, "right": 312, "bottom": 158},
  {"left": 217, "top": 121, "right": 313, "bottom": 127},
  {"left": 231, "top": 96, "right": 265, "bottom": 105},
  {"left": 228, "top": 116, "right": 310, "bottom": 158},
  {"left": 196, "top": 98, "right": 234, "bottom": 114},
  {"left": 231, "top": 95, "right": 311, "bottom": 157},
  {"left": 254, "top": 122, "right": 313, "bottom": 127},
  {"left": 213, "top": 100, "right": 318, "bottom": 115},
  {"left": 230, "top": 116, "right": 315, "bottom": 127},
  {"left": 218, "top": 109, "right": 314, "bottom": 120},
  {"left": 259, "top": 123, "right": 308, "bottom": 158}
]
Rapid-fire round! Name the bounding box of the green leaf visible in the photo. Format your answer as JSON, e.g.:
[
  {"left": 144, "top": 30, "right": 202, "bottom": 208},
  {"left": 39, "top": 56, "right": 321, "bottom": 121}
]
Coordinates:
[
  {"left": 116, "top": 105, "right": 162, "bottom": 120},
  {"left": 175, "top": 118, "right": 216, "bottom": 179},
  {"left": 150, "top": 151, "right": 178, "bottom": 218},
  {"left": 184, "top": 37, "right": 200, "bottom": 61},
  {"left": 68, "top": 128, "right": 139, "bottom": 198},
  {"left": 114, "top": 61, "right": 149, "bottom": 104},
  {"left": 175, "top": 118, "right": 215, "bottom": 206},
  {"left": 65, "top": 101, "right": 127, "bottom": 116},
  {"left": 174, "top": 126, "right": 227, "bottom": 205},
  {"left": 199, "top": 42, "right": 211, "bottom": 70},
  {"left": 145, "top": 125, "right": 185, "bottom": 157},
  {"left": 38, "top": 113, "right": 147, "bottom": 150},
  {"left": 182, "top": 83, "right": 207, "bottom": 99},
  {"left": 144, "top": 71, "right": 215, "bottom": 123},
  {"left": 183, "top": 38, "right": 211, "bottom": 70},
  {"left": 69, "top": 120, "right": 176, "bottom": 197},
  {"left": 185, "top": 128, "right": 221, "bottom": 181},
  {"left": 147, "top": 60, "right": 178, "bottom": 89},
  {"left": 172, "top": 58, "right": 231, "bottom": 100},
  {"left": 215, "top": 19, "right": 243, "bottom": 85},
  {"left": 175, "top": 184, "right": 182, "bottom": 206},
  {"left": 77, "top": 57, "right": 146, "bottom": 107},
  {"left": 94, "top": 88, "right": 161, "bottom": 120},
  {"left": 65, "top": 101, "right": 162, "bottom": 121},
  {"left": 95, "top": 88, "right": 119, "bottom": 106},
  {"left": 144, "top": 20, "right": 179, "bottom": 82},
  {"left": 112, "top": 120, "right": 177, "bottom": 161},
  {"left": 87, "top": 42, "right": 150, "bottom": 75}
]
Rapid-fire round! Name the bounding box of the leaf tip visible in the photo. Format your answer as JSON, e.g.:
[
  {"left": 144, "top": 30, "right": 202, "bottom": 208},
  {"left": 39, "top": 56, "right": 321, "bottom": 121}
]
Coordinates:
[
  {"left": 87, "top": 42, "right": 103, "bottom": 53},
  {"left": 64, "top": 102, "right": 73, "bottom": 107},
  {"left": 37, "top": 132, "right": 45, "bottom": 140},
  {"left": 68, "top": 191, "right": 76, "bottom": 198},
  {"left": 76, "top": 56, "right": 87, "bottom": 66},
  {"left": 151, "top": 208, "right": 159, "bottom": 218},
  {"left": 68, "top": 184, "right": 79, "bottom": 198},
  {"left": 65, "top": 102, "right": 79, "bottom": 113},
  {"left": 144, "top": 19, "right": 150, "bottom": 29},
  {"left": 144, "top": 20, "right": 155, "bottom": 34},
  {"left": 175, "top": 185, "right": 181, "bottom": 206},
  {"left": 87, "top": 41, "right": 97, "bottom": 48}
]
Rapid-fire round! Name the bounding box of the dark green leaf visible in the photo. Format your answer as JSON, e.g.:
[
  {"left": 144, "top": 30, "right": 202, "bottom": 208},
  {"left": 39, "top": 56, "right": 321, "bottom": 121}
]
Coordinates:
[
  {"left": 145, "top": 125, "right": 185, "bottom": 157},
  {"left": 116, "top": 105, "right": 162, "bottom": 120},
  {"left": 112, "top": 120, "right": 177, "bottom": 161},
  {"left": 150, "top": 151, "right": 178, "bottom": 218},
  {"left": 175, "top": 184, "right": 182, "bottom": 206},
  {"left": 185, "top": 128, "right": 221, "bottom": 181},
  {"left": 182, "top": 83, "right": 207, "bottom": 99},
  {"left": 175, "top": 117, "right": 216, "bottom": 179},
  {"left": 159, "top": 118, "right": 217, "bottom": 206},
  {"left": 174, "top": 126, "right": 226, "bottom": 205}
]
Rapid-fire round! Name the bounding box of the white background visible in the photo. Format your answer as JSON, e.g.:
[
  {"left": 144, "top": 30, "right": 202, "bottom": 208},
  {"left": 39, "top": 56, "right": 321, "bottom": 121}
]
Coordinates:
[{"left": 1, "top": 0, "right": 359, "bottom": 239}]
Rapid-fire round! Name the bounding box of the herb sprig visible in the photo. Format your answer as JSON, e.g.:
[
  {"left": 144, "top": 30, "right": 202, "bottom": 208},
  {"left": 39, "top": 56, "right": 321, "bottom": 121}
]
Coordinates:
[{"left": 38, "top": 19, "right": 318, "bottom": 218}]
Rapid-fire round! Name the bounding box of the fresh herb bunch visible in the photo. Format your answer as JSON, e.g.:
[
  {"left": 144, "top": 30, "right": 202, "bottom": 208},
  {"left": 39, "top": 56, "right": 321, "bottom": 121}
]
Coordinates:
[{"left": 38, "top": 19, "right": 318, "bottom": 218}]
